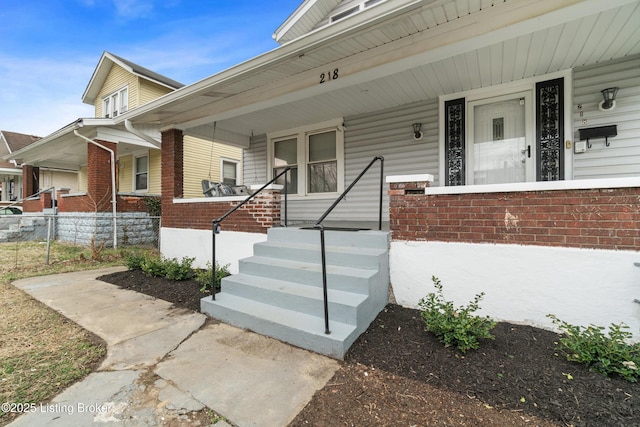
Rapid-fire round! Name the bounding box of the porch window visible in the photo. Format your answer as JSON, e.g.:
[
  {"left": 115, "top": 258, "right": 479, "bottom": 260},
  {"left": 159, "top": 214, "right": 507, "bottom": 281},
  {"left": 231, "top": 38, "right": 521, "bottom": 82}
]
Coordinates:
[
  {"left": 103, "top": 87, "right": 128, "bottom": 118},
  {"left": 273, "top": 138, "right": 298, "bottom": 194},
  {"left": 308, "top": 131, "right": 337, "bottom": 193},
  {"left": 135, "top": 155, "right": 148, "bottom": 191},
  {"left": 268, "top": 119, "right": 344, "bottom": 197},
  {"left": 222, "top": 159, "right": 239, "bottom": 186}
]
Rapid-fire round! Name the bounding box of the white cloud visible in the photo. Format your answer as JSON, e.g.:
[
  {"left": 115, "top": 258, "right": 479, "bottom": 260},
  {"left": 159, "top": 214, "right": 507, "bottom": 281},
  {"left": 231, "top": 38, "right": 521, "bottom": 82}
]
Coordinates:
[
  {"left": 0, "top": 55, "right": 95, "bottom": 136},
  {"left": 112, "top": 0, "right": 154, "bottom": 19}
]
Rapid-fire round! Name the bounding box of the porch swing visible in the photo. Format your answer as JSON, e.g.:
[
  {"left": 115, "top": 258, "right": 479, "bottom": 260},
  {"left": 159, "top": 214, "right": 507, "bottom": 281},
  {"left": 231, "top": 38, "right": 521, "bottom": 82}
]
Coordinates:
[{"left": 201, "top": 122, "right": 252, "bottom": 197}]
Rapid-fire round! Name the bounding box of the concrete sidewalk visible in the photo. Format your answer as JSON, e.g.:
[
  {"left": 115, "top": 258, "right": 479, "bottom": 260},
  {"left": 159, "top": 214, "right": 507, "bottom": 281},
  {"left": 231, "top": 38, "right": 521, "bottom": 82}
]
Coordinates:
[{"left": 9, "top": 267, "right": 339, "bottom": 426}]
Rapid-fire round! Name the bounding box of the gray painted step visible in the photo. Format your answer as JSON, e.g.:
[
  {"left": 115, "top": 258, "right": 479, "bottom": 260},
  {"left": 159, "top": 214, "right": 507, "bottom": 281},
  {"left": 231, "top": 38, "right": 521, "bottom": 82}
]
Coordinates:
[
  {"left": 202, "top": 228, "right": 390, "bottom": 359},
  {"left": 238, "top": 255, "right": 377, "bottom": 294},
  {"left": 220, "top": 273, "right": 367, "bottom": 325},
  {"left": 267, "top": 227, "right": 389, "bottom": 249},
  {"left": 201, "top": 293, "right": 358, "bottom": 359},
  {"left": 253, "top": 240, "right": 385, "bottom": 269}
]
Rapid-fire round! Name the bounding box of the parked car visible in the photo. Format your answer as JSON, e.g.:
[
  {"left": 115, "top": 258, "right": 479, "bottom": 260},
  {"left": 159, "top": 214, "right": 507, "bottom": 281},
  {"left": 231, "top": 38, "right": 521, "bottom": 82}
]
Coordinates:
[{"left": 0, "top": 206, "right": 22, "bottom": 215}]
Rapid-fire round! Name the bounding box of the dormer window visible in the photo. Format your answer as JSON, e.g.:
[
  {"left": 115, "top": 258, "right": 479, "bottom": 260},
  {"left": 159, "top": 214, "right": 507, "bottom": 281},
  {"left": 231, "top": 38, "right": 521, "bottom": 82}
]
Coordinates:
[{"left": 103, "top": 87, "right": 128, "bottom": 118}]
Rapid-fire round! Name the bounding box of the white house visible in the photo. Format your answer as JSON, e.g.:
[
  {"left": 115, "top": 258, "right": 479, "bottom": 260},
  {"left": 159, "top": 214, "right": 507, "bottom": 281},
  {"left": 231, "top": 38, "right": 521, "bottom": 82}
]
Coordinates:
[{"left": 95, "top": 0, "right": 640, "bottom": 357}]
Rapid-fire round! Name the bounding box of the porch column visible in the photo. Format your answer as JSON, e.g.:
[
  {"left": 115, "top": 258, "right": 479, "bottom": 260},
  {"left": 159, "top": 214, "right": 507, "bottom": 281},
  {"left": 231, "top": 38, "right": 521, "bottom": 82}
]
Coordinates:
[
  {"left": 22, "top": 164, "right": 39, "bottom": 199},
  {"left": 86, "top": 140, "right": 117, "bottom": 212},
  {"left": 387, "top": 174, "right": 434, "bottom": 241},
  {"left": 161, "top": 128, "right": 184, "bottom": 202}
]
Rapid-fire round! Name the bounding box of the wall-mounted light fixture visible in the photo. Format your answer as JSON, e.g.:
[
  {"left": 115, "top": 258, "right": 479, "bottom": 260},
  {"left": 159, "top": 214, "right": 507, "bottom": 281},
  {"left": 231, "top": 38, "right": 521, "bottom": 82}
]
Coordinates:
[
  {"left": 599, "top": 87, "right": 618, "bottom": 111},
  {"left": 412, "top": 123, "right": 423, "bottom": 140}
]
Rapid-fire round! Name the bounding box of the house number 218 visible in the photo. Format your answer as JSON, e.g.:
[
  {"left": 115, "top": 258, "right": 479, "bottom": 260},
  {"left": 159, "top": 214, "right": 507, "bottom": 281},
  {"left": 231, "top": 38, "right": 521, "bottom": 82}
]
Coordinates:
[{"left": 320, "top": 69, "right": 339, "bottom": 84}]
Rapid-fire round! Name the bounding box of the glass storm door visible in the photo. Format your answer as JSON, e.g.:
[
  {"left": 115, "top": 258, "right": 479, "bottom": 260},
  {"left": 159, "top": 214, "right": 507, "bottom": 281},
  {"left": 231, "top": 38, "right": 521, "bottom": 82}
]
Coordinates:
[{"left": 469, "top": 93, "right": 533, "bottom": 184}]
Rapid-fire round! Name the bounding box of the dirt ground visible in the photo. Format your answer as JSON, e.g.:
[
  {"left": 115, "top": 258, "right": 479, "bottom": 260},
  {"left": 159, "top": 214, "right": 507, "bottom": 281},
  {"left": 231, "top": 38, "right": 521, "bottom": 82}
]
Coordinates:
[{"left": 99, "top": 270, "right": 640, "bottom": 427}]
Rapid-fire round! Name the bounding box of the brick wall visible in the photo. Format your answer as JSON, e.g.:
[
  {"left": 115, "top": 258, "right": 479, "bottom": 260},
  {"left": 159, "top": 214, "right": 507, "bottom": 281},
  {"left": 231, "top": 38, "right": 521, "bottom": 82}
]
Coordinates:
[
  {"left": 86, "top": 140, "right": 116, "bottom": 211},
  {"left": 161, "top": 128, "right": 280, "bottom": 233},
  {"left": 389, "top": 182, "right": 640, "bottom": 251}
]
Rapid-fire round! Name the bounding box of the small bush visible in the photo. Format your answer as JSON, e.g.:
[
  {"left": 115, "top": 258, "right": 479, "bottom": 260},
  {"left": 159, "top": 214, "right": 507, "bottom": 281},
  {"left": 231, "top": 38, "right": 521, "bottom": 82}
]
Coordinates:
[
  {"left": 548, "top": 314, "right": 640, "bottom": 382},
  {"left": 140, "top": 255, "right": 166, "bottom": 277},
  {"left": 122, "top": 250, "right": 147, "bottom": 271},
  {"left": 418, "top": 276, "right": 496, "bottom": 353},
  {"left": 164, "top": 257, "right": 194, "bottom": 281},
  {"left": 195, "top": 261, "right": 231, "bottom": 292}
]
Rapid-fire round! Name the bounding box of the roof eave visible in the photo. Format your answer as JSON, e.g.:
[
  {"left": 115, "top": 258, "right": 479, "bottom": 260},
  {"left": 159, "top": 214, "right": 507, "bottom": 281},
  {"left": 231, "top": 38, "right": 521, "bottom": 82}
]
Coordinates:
[{"left": 125, "top": 0, "right": 423, "bottom": 126}]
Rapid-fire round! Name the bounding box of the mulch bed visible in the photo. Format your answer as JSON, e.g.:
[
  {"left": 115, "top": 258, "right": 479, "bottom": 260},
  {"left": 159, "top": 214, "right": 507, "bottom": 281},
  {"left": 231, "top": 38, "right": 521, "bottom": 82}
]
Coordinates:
[{"left": 99, "top": 269, "right": 639, "bottom": 427}]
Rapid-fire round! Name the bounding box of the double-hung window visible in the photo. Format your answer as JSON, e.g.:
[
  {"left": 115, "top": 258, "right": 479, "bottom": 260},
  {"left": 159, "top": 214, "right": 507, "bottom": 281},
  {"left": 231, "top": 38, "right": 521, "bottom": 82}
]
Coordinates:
[
  {"left": 103, "top": 87, "right": 128, "bottom": 118},
  {"left": 135, "top": 155, "right": 148, "bottom": 192},
  {"left": 269, "top": 119, "right": 343, "bottom": 196},
  {"left": 222, "top": 159, "right": 239, "bottom": 186}
]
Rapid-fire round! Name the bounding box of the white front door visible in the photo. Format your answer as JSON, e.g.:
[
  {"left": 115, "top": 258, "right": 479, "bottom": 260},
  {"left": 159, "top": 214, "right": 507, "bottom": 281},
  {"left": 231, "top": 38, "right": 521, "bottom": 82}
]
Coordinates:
[{"left": 468, "top": 92, "right": 533, "bottom": 184}]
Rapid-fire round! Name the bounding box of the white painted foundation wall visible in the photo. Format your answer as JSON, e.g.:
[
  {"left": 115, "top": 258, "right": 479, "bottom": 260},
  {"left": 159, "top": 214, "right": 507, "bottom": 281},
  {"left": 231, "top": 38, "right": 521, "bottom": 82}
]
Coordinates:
[
  {"left": 160, "top": 227, "right": 267, "bottom": 273},
  {"left": 390, "top": 241, "right": 640, "bottom": 339}
]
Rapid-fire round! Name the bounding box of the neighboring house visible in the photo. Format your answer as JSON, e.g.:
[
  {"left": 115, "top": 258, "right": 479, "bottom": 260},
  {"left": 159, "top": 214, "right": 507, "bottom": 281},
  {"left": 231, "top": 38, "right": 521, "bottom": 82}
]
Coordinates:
[
  {"left": 0, "top": 130, "right": 78, "bottom": 203},
  {"left": 4, "top": 51, "right": 242, "bottom": 245}
]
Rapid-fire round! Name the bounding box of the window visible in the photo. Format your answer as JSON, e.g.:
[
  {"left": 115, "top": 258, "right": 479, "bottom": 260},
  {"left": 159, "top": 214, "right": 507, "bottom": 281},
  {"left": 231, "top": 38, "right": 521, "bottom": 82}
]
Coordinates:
[
  {"left": 308, "top": 131, "right": 337, "bottom": 193},
  {"left": 222, "top": 159, "right": 239, "bottom": 186},
  {"left": 273, "top": 138, "right": 298, "bottom": 194},
  {"left": 103, "top": 87, "right": 128, "bottom": 118},
  {"left": 268, "top": 119, "right": 343, "bottom": 197},
  {"left": 135, "top": 155, "right": 148, "bottom": 191}
]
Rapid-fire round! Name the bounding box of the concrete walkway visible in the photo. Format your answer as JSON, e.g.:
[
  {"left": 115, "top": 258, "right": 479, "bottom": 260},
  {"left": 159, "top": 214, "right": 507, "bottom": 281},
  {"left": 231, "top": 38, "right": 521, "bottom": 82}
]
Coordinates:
[{"left": 9, "top": 267, "right": 339, "bottom": 426}]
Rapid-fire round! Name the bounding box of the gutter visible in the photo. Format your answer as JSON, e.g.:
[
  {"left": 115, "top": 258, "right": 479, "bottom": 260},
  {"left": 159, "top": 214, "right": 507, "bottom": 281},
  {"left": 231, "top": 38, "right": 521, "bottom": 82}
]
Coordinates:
[
  {"left": 124, "top": 119, "right": 161, "bottom": 148},
  {"left": 73, "top": 129, "right": 118, "bottom": 249}
]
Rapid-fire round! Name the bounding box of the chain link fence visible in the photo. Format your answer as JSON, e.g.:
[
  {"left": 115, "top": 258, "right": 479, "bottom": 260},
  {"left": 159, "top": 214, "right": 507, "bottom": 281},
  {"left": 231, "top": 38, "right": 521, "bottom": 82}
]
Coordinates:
[{"left": 0, "top": 213, "right": 160, "bottom": 271}]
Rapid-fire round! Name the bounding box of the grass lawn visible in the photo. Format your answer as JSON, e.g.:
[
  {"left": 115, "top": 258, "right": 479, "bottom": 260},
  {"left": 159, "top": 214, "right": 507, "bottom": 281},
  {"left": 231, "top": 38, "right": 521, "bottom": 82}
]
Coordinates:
[{"left": 0, "top": 241, "right": 154, "bottom": 425}]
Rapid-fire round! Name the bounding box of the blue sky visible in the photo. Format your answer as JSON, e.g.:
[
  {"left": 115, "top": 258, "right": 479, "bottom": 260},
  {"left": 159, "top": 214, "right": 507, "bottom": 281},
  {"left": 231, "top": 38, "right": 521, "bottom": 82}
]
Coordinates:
[{"left": 0, "top": 0, "right": 302, "bottom": 137}]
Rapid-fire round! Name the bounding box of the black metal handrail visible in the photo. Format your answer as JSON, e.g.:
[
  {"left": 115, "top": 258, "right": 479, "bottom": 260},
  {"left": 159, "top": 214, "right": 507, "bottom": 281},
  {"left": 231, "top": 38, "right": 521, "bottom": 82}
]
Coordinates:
[
  {"left": 313, "top": 156, "right": 384, "bottom": 334},
  {"left": 210, "top": 167, "right": 290, "bottom": 299}
]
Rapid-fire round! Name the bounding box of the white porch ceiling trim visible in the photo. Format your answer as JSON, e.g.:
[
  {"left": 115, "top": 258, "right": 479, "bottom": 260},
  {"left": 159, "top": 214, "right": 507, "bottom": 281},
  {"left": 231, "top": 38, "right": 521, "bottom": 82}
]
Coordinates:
[{"left": 153, "top": 0, "right": 630, "bottom": 133}]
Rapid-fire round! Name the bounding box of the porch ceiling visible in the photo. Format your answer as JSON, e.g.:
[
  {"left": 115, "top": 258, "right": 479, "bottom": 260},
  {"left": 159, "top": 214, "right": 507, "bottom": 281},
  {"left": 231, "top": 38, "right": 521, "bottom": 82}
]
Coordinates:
[
  {"left": 125, "top": 0, "right": 640, "bottom": 142},
  {"left": 7, "top": 123, "right": 159, "bottom": 170}
]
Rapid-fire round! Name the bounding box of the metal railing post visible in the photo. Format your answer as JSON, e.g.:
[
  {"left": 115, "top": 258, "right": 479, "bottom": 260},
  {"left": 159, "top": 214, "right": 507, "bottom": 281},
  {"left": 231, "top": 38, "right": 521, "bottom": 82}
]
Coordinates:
[
  {"left": 378, "top": 157, "right": 384, "bottom": 231},
  {"left": 313, "top": 156, "right": 384, "bottom": 335},
  {"left": 211, "top": 221, "right": 220, "bottom": 299},
  {"left": 209, "top": 167, "right": 290, "bottom": 299},
  {"left": 318, "top": 225, "right": 330, "bottom": 334}
]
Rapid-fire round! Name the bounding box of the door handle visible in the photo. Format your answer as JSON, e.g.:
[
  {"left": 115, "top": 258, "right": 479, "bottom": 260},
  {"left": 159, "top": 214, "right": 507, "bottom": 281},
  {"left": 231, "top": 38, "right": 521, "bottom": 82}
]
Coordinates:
[{"left": 521, "top": 146, "right": 531, "bottom": 158}]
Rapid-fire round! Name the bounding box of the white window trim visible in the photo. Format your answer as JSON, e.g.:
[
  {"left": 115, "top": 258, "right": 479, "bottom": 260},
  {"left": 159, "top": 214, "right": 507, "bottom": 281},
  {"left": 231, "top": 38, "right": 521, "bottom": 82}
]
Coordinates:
[
  {"left": 102, "top": 85, "right": 129, "bottom": 118},
  {"left": 267, "top": 118, "right": 344, "bottom": 200},
  {"left": 437, "top": 69, "right": 573, "bottom": 187},
  {"left": 220, "top": 157, "right": 240, "bottom": 185},
  {"left": 132, "top": 150, "right": 149, "bottom": 193}
]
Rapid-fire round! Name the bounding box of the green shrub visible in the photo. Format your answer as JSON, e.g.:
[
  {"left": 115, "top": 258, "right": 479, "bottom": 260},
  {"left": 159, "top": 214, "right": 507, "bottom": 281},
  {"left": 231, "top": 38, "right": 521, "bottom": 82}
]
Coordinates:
[
  {"left": 418, "top": 276, "right": 496, "bottom": 353},
  {"left": 548, "top": 314, "right": 640, "bottom": 382},
  {"left": 140, "top": 254, "right": 165, "bottom": 277},
  {"left": 195, "top": 261, "right": 231, "bottom": 292},
  {"left": 121, "top": 250, "right": 147, "bottom": 271},
  {"left": 163, "top": 257, "right": 194, "bottom": 281}
]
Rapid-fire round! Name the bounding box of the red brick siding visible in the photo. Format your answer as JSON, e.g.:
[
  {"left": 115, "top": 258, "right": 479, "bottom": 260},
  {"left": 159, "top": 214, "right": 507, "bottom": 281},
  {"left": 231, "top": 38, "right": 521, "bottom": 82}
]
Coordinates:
[
  {"left": 86, "top": 140, "right": 116, "bottom": 211},
  {"left": 161, "top": 128, "right": 279, "bottom": 234},
  {"left": 389, "top": 183, "right": 640, "bottom": 251}
]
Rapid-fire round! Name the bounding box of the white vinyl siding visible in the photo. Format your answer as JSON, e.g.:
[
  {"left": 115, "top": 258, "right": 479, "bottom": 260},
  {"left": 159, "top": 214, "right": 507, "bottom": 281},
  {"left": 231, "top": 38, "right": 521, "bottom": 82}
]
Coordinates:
[
  {"left": 243, "top": 134, "right": 267, "bottom": 186},
  {"left": 572, "top": 55, "right": 640, "bottom": 179},
  {"left": 245, "top": 100, "right": 438, "bottom": 223}
]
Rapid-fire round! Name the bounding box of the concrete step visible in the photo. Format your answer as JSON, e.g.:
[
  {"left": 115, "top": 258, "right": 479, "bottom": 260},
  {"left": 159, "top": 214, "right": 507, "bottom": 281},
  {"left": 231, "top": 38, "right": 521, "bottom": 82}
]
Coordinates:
[
  {"left": 238, "top": 256, "right": 377, "bottom": 294},
  {"left": 201, "top": 293, "right": 359, "bottom": 359},
  {"left": 220, "top": 273, "right": 368, "bottom": 325},
  {"left": 267, "top": 227, "right": 389, "bottom": 250},
  {"left": 253, "top": 240, "right": 385, "bottom": 269}
]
